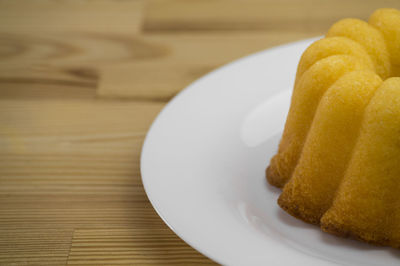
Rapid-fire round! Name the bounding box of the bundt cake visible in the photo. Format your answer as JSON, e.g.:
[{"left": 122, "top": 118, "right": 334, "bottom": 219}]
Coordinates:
[{"left": 266, "top": 8, "right": 400, "bottom": 248}]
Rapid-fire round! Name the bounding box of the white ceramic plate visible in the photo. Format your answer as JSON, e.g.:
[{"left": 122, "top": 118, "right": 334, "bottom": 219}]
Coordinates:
[{"left": 141, "top": 38, "right": 399, "bottom": 266}]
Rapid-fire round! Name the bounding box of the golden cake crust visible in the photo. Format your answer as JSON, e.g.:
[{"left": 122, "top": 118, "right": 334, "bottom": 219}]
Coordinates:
[{"left": 267, "top": 8, "right": 400, "bottom": 248}]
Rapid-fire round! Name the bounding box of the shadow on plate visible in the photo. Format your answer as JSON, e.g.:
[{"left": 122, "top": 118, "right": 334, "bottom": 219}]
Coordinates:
[
  {"left": 264, "top": 179, "right": 281, "bottom": 196},
  {"left": 275, "top": 198, "right": 400, "bottom": 256},
  {"left": 319, "top": 228, "right": 381, "bottom": 251},
  {"left": 319, "top": 227, "right": 400, "bottom": 261},
  {"left": 276, "top": 207, "right": 315, "bottom": 229}
]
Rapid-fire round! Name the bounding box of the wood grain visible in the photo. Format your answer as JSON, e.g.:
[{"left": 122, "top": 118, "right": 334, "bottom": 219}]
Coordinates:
[
  {"left": 68, "top": 229, "right": 214, "bottom": 265},
  {"left": 0, "top": 229, "right": 72, "bottom": 265},
  {"left": 145, "top": 0, "right": 400, "bottom": 32},
  {"left": 0, "top": 31, "right": 155, "bottom": 99},
  {"left": 1, "top": 100, "right": 214, "bottom": 264},
  {"left": 0, "top": 0, "right": 144, "bottom": 34},
  {"left": 98, "top": 31, "right": 315, "bottom": 100},
  {"left": 1, "top": 0, "right": 397, "bottom": 265}
]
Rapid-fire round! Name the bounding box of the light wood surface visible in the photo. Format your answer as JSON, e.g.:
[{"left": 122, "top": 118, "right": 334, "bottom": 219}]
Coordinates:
[{"left": 1, "top": 1, "right": 399, "bottom": 265}]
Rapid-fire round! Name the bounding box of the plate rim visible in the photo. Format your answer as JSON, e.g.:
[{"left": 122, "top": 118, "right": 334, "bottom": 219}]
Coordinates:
[{"left": 140, "top": 37, "right": 322, "bottom": 265}]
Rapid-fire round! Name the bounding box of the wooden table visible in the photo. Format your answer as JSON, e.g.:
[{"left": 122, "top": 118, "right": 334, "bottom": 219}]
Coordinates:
[{"left": 1, "top": 1, "right": 399, "bottom": 265}]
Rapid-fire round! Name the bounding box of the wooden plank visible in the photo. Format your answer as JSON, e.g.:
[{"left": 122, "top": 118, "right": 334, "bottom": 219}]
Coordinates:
[
  {"left": 0, "top": 0, "right": 144, "bottom": 34},
  {"left": 0, "top": 31, "right": 161, "bottom": 99},
  {"left": 0, "top": 0, "right": 145, "bottom": 99},
  {"left": 0, "top": 99, "right": 163, "bottom": 240},
  {"left": 97, "top": 31, "right": 315, "bottom": 100},
  {"left": 0, "top": 82, "right": 96, "bottom": 99},
  {"left": 0, "top": 100, "right": 175, "bottom": 263},
  {"left": 144, "top": 0, "right": 400, "bottom": 32},
  {"left": 0, "top": 229, "right": 73, "bottom": 266},
  {"left": 0, "top": 99, "right": 213, "bottom": 264},
  {"left": 0, "top": 33, "right": 99, "bottom": 98},
  {"left": 0, "top": 66, "right": 97, "bottom": 99},
  {"left": 67, "top": 229, "right": 216, "bottom": 265}
]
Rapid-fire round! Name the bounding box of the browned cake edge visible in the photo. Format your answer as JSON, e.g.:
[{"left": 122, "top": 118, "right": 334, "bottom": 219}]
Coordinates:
[
  {"left": 321, "top": 219, "right": 400, "bottom": 248},
  {"left": 277, "top": 193, "right": 321, "bottom": 225},
  {"left": 278, "top": 194, "right": 400, "bottom": 248},
  {"left": 266, "top": 164, "right": 285, "bottom": 188}
]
